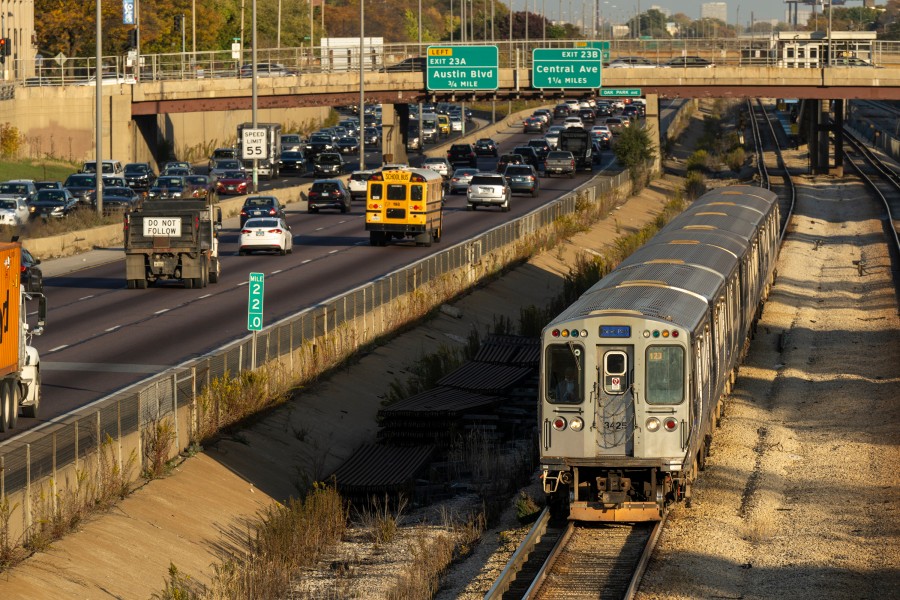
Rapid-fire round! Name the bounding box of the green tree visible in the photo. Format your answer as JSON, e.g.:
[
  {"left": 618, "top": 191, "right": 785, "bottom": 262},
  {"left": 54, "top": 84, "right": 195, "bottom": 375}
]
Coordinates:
[{"left": 614, "top": 123, "right": 656, "bottom": 190}]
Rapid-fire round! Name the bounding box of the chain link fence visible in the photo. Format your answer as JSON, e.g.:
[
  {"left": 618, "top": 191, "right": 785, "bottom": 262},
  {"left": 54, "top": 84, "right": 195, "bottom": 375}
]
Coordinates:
[{"left": 0, "top": 165, "right": 633, "bottom": 541}]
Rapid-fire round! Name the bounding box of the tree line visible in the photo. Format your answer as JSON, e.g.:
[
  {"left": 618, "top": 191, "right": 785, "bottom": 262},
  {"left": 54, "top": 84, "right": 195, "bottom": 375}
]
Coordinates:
[{"left": 33, "top": 0, "right": 899, "bottom": 60}]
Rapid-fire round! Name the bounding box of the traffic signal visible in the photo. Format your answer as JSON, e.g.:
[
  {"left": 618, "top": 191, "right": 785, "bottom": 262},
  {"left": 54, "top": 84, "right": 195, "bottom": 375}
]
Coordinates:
[
  {"left": 0, "top": 38, "right": 7, "bottom": 60},
  {"left": 128, "top": 29, "right": 138, "bottom": 49}
]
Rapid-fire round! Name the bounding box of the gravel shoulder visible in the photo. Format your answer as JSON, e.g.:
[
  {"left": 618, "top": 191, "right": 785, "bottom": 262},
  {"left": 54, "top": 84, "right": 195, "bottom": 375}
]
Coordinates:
[{"left": 636, "top": 157, "right": 900, "bottom": 599}]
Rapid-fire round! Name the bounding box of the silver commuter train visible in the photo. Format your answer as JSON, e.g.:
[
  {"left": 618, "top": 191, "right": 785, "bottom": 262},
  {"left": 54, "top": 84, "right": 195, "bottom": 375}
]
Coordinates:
[{"left": 540, "top": 185, "right": 780, "bottom": 521}]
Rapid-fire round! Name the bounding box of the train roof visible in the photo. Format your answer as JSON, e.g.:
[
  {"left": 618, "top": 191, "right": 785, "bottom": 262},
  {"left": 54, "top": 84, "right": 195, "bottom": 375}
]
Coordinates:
[
  {"left": 552, "top": 283, "right": 711, "bottom": 332},
  {"left": 545, "top": 185, "right": 778, "bottom": 334},
  {"left": 647, "top": 229, "right": 748, "bottom": 257}
]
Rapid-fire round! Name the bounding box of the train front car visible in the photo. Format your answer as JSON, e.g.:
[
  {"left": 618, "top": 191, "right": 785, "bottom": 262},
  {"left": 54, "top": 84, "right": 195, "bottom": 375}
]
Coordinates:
[{"left": 539, "top": 186, "right": 780, "bottom": 522}]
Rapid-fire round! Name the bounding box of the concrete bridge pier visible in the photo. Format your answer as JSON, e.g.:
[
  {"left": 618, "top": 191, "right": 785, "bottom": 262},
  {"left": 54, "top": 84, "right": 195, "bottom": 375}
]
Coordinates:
[
  {"left": 832, "top": 99, "right": 844, "bottom": 177},
  {"left": 811, "top": 98, "right": 845, "bottom": 176},
  {"left": 381, "top": 103, "right": 410, "bottom": 166}
]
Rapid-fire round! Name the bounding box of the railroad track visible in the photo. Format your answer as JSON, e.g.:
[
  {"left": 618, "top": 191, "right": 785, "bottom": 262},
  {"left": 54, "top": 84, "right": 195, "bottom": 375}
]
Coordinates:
[
  {"left": 485, "top": 508, "right": 664, "bottom": 599},
  {"left": 842, "top": 128, "right": 900, "bottom": 258},
  {"left": 748, "top": 99, "right": 796, "bottom": 239}
]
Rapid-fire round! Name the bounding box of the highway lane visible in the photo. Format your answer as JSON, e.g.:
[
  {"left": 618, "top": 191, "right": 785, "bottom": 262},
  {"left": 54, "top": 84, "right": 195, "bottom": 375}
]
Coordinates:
[{"left": 15, "top": 124, "right": 621, "bottom": 438}]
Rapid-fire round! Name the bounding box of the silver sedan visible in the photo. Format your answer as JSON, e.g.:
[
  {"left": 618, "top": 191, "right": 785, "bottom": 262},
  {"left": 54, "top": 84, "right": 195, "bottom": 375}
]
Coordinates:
[{"left": 448, "top": 168, "right": 479, "bottom": 194}]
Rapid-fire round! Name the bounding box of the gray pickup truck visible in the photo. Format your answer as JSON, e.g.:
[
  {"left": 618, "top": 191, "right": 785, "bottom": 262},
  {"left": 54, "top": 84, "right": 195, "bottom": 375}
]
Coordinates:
[{"left": 543, "top": 150, "right": 576, "bottom": 178}]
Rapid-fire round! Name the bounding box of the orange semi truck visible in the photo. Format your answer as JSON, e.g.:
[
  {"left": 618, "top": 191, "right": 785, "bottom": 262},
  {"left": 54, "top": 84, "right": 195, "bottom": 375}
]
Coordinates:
[{"left": 0, "top": 242, "right": 46, "bottom": 431}]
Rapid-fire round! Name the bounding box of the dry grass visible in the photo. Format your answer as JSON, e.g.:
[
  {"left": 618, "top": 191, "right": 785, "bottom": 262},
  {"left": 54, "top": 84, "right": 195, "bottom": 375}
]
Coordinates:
[{"left": 155, "top": 484, "right": 348, "bottom": 600}]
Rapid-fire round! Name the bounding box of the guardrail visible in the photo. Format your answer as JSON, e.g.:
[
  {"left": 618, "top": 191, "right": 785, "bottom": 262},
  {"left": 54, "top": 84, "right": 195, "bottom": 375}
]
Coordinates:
[
  {"left": 0, "top": 99, "right": 693, "bottom": 546},
  {"left": 0, "top": 169, "right": 633, "bottom": 546}
]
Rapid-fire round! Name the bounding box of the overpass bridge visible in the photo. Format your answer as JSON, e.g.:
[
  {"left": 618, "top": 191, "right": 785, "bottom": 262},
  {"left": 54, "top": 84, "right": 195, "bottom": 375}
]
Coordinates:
[{"left": 5, "top": 44, "right": 898, "bottom": 173}]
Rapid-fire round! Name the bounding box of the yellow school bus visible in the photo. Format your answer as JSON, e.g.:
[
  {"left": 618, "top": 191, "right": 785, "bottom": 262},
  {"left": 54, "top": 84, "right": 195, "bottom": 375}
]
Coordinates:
[{"left": 366, "top": 168, "right": 444, "bottom": 247}]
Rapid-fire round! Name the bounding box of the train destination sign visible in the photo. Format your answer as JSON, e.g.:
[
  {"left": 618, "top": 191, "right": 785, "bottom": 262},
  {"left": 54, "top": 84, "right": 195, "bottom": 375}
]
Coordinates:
[
  {"left": 532, "top": 48, "right": 602, "bottom": 89},
  {"left": 426, "top": 45, "right": 499, "bottom": 91}
]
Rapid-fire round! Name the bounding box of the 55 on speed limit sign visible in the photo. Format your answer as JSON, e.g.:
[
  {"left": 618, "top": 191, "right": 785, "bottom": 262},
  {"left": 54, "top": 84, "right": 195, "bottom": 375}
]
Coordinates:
[{"left": 242, "top": 128, "right": 268, "bottom": 160}]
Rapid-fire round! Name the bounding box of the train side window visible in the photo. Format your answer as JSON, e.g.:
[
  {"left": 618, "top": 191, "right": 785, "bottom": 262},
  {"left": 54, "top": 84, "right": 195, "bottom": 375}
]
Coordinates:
[
  {"left": 545, "top": 343, "right": 584, "bottom": 404},
  {"left": 646, "top": 345, "right": 685, "bottom": 405},
  {"left": 603, "top": 351, "right": 628, "bottom": 395}
]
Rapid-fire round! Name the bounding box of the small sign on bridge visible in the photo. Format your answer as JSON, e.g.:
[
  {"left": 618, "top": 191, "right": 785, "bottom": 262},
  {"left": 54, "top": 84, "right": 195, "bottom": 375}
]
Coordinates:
[{"left": 599, "top": 88, "right": 642, "bottom": 97}]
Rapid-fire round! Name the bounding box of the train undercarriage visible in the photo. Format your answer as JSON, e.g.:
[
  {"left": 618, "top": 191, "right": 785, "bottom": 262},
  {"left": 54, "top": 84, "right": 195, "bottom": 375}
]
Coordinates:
[{"left": 543, "top": 466, "right": 685, "bottom": 522}]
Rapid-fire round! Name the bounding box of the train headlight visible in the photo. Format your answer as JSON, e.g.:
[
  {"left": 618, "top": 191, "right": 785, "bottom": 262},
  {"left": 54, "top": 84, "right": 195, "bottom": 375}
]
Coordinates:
[
  {"left": 646, "top": 417, "right": 660, "bottom": 432},
  {"left": 569, "top": 417, "right": 584, "bottom": 432},
  {"left": 580, "top": 329, "right": 588, "bottom": 338},
  {"left": 664, "top": 418, "right": 678, "bottom": 432},
  {"left": 552, "top": 417, "right": 567, "bottom": 431}
]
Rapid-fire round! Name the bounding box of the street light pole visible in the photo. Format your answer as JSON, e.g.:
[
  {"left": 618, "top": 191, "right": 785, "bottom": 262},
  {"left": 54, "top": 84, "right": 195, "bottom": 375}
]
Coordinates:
[
  {"left": 95, "top": 0, "right": 103, "bottom": 215},
  {"left": 358, "top": 0, "right": 365, "bottom": 170},
  {"left": 251, "top": 0, "right": 258, "bottom": 193}
]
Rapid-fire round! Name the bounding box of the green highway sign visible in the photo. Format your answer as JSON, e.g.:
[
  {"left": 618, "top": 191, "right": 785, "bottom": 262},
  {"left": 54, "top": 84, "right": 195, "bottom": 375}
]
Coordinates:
[
  {"left": 600, "top": 88, "right": 641, "bottom": 98},
  {"left": 426, "top": 45, "right": 499, "bottom": 91},
  {"left": 247, "top": 272, "right": 264, "bottom": 331},
  {"left": 600, "top": 88, "right": 642, "bottom": 97},
  {"left": 575, "top": 41, "right": 611, "bottom": 62},
  {"left": 532, "top": 48, "right": 602, "bottom": 89}
]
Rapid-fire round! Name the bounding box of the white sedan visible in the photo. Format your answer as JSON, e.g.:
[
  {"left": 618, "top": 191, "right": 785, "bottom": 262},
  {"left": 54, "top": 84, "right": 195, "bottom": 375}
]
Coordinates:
[
  {"left": 0, "top": 197, "right": 30, "bottom": 226},
  {"left": 238, "top": 217, "right": 293, "bottom": 256}
]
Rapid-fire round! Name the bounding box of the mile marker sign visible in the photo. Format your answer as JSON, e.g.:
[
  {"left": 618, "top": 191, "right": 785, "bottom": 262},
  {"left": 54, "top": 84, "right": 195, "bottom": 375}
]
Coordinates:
[{"left": 247, "top": 272, "right": 264, "bottom": 331}]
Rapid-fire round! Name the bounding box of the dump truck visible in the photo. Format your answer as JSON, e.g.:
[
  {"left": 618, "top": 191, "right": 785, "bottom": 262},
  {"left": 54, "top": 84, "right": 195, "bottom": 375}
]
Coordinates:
[
  {"left": 0, "top": 242, "right": 46, "bottom": 430},
  {"left": 124, "top": 200, "right": 222, "bottom": 289}
]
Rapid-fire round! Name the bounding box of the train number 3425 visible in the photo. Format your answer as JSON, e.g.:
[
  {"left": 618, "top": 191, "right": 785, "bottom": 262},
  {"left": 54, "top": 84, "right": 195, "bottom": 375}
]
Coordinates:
[{"left": 604, "top": 421, "right": 627, "bottom": 431}]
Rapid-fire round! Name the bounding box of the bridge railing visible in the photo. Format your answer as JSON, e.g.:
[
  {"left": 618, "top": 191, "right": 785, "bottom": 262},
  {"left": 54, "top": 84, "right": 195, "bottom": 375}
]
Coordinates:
[{"left": 11, "top": 38, "right": 900, "bottom": 85}]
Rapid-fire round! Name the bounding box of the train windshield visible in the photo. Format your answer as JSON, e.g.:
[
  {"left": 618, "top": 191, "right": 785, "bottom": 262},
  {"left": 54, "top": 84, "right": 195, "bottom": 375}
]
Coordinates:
[
  {"left": 545, "top": 343, "right": 584, "bottom": 404},
  {"left": 645, "top": 345, "right": 685, "bottom": 405}
]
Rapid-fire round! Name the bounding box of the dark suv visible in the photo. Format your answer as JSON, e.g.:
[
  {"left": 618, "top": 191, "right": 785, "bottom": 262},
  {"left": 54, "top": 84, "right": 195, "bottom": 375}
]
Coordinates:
[
  {"left": 447, "top": 144, "right": 477, "bottom": 168},
  {"left": 512, "top": 146, "right": 543, "bottom": 169},
  {"left": 313, "top": 152, "right": 345, "bottom": 178},
  {"left": 124, "top": 162, "right": 157, "bottom": 191},
  {"left": 240, "top": 195, "right": 286, "bottom": 227},
  {"left": 526, "top": 138, "right": 551, "bottom": 162},
  {"left": 307, "top": 179, "right": 352, "bottom": 213}
]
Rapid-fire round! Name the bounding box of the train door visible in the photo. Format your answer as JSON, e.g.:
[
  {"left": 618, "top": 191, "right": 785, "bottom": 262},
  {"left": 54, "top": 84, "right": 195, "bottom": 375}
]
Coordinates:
[{"left": 595, "top": 346, "right": 634, "bottom": 456}]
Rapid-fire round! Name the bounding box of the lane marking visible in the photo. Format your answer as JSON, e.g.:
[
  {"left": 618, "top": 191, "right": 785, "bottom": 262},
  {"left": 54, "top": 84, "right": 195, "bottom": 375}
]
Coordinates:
[
  {"left": 42, "top": 361, "right": 170, "bottom": 374},
  {"left": 105, "top": 325, "right": 121, "bottom": 332},
  {"left": 50, "top": 345, "right": 69, "bottom": 352},
  {"left": 154, "top": 308, "right": 169, "bottom": 315}
]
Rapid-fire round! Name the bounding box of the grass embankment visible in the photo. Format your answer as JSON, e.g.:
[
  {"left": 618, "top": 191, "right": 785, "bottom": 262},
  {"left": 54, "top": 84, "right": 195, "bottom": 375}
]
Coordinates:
[{"left": 154, "top": 173, "right": 704, "bottom": 599}]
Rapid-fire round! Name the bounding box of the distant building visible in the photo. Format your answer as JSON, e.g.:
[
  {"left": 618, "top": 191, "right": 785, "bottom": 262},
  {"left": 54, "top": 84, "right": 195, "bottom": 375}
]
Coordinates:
[{"left": 701, "top": 2, "right": 728, "bottom": 22}]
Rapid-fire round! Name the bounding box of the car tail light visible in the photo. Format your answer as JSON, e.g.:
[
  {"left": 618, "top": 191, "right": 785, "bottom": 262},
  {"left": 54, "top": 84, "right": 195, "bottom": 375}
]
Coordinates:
[
  {"left": 268, "top": 208, "right": 276, "bottom": 215},
  {"left": 268, "top": 228, "right": 283, "bottom": 234},
  {"left": 240, "top": 209, "right": 248, "bottom": 216},
  {"left": 240, "top": 229, "right": 252, "bottom": 234}
]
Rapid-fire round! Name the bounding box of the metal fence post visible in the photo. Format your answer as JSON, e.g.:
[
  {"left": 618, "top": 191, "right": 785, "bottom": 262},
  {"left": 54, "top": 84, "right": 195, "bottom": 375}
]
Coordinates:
[
  {"left": 25, "top": 444, "right": 31, "bottom": 533},
  {"left": 172, "top": 373, "right": 179, "bottom": 453},
  {"left": 95, "top": 411, "right": 101, "bottom": 490}
]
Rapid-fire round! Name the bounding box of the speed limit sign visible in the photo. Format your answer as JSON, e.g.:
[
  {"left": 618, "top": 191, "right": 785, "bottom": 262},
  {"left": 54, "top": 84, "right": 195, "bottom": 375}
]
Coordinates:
[{"left": 242, "top": 128, "right": 268, "bottom": 160}]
